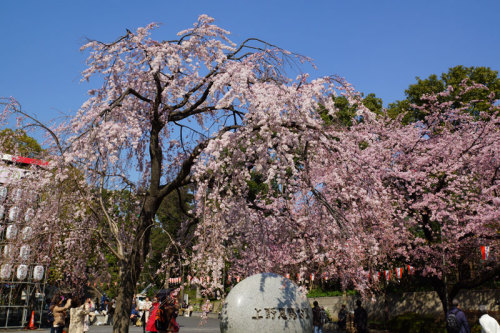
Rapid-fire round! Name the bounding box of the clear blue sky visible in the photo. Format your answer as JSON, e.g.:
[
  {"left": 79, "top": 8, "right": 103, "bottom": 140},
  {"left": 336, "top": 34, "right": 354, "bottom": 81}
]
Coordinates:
[{"left": 1, "top": 0, "right": 499, "bottom": 124}]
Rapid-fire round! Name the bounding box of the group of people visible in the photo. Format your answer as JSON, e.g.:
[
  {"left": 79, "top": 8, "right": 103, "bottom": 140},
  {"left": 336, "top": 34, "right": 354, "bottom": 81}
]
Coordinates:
[
  {"left": 312, "top": 300, "right": 368, "bottom": 333},
  {"left": 47, "top": 289, "right": 182, "bottom": 333},
  {"left": 47, "top": 293, "right": 115, "bottom": 333},
  {"left": 446, "top": 299, "right": 500, "bottom": 333},
  {"left": 133, "top": 290, "right": 181, "bottom": 333},
  {"left": 312, "top": 298, "right": 500, "bottom": 333},
  {"left": 48, "top": 295, "right": 101, "bottom": 333}
]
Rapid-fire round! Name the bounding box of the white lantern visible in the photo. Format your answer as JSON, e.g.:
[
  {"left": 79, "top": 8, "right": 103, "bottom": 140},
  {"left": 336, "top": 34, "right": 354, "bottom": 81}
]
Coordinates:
[
  {"left": 24, "top": 208, "right": 34, "bottom": 222},
  {"left": 33, "top": 265, "right": 44, "bottom": 281},
  {"left": 8, "top": 206, "right": 18, "bottom": 222},
  {"left": 13, "top": 188, "right": 22, "bottom": 202},
  {"left": 19, "top": 245, "right": 30, "bottom": 260},
  {"left": 0, "top": 205, "right": 4, "bottom": 219},
  {"left": 6, "top": 225, "right": 17, "bottom": 240},
  {"left": 22, "top": 226, "right": 33, "bottom": 240},
  {"left": 1, "top": 264, "right": 11, "bottom": 280},
  {"left": 3, "top": 244, "right": 14, "bottom": 258},
  {"left": 0, "top": 187, "right": 7, "bottom": 202},
  {"left": 16, "top": 264, "right": 27, "bottom": 280}
]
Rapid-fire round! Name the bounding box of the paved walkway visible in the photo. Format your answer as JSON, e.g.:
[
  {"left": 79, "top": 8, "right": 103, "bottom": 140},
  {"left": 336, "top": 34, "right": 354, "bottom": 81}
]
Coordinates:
[{"left": 1, "top": 317, "right": 220, "bottom": 333}]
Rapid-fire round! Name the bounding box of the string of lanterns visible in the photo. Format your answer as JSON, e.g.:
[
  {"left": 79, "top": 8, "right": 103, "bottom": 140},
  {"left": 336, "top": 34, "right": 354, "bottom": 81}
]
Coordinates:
[{"left": 84, "top": 246, "right": 493, "bottom": 288}]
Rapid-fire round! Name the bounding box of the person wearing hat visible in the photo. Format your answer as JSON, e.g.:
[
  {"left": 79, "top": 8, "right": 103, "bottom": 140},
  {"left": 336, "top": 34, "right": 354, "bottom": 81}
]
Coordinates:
[{"left": 479, "top": 305, "right": 500, "bottom": 333}]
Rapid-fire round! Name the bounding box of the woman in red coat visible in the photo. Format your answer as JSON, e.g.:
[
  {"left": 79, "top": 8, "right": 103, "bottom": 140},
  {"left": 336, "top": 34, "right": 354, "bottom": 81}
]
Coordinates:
[{"left": 145, "top": 297, "right": 159, "bottom": 333}]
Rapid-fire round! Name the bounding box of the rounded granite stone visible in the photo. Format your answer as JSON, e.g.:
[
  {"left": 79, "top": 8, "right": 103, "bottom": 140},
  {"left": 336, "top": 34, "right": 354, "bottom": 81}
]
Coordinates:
[{"left": 220, "top": 273, "right": 312, "bottom": 333}]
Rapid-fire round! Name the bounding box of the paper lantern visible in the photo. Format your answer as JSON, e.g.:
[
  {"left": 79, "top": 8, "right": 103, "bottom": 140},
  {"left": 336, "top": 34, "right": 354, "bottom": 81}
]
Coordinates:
[
  {"left": 407, "top": 265, "right": 415, "bottom": 275},
  {"left": 3, "top": 244, "right": 14, "bottom": 258},
  {"left": 13, "top": 189, "right": 22, "bottom": 202},
  {"left": 1, "top": 264, "right": 12, "bottom": 280},
  {"left": 33, "top": 266, "right": 44, "bottom": 281},
  {"left": 310, "top": 273, "right": 315, "bottom": 281},
  {"left": 285, "top": 273, "right": 290, "bottom": 279},
  {"left": 19, "top": 245, "right": 30, "bottom": 260},
  {"left": 481, "top": 246, "right": 490, "bottom": 261},
  {"left": 6, "top": 225, "right": 17, "bottom": 240},
  {"left": 16, "top": 264, "right": 28, "bottom": 280},
  {"left": 8, "top": 206, "right": 18, "bottom": 221},
  {"left": 24, "top": 208, "right": 34, "bottom": 222},
  {"left": 0, "top": 187, "right": 7, "bottom": 202},
  {"left": 384, "top": 270, "right": 391, "bottom": 281},
  {"left": 22, "top": 226, "right": 33, "bottom": 240},
  {"left": 395, "top": 267, "right": 403, "bottom": 280}
]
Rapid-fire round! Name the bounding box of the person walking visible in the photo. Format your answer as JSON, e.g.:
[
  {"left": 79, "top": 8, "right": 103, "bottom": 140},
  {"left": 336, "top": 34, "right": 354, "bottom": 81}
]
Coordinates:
[
  {"left": 51, "top": 295, "right": 72, "bottom": 333},
  {"left": 478, "top": 305, "right": 500, "bottom": 333},
  {"left": 83, "top": 298, "right": 95, "bottom": 332},
  {"left": 312, "top": 301, "right": 323, "bottom": 333},
  {"left": 353, "top": 300, "right": 368, "bottom": 333},
  {"left": 69, "top": 297, "right": 89, "bottom": 333},
  {"left": 141, "top": 296, "right": 153, "bottom": 333},
  {"left": 337, "top": 304, "right": 347, "bottom": 331},
  {"left": 156, "top": 291, "right": 179, "bottom": 333},
  {"left": 145, "top": 296, "right": 159, "bottom": 333},
  {"left": 446, "top": 299, "right": 470, "bottom": 333}
]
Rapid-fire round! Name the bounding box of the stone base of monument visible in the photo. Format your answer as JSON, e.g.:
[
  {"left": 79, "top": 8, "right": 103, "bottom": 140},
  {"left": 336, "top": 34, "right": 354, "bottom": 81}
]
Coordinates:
[{"left": 220, "top": 273, "right": 313, "bottom": 333}]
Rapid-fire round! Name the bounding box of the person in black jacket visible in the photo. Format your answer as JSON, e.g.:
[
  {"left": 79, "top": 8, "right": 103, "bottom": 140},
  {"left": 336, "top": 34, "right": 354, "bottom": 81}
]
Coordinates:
[
  {"left": 312, "top": 301, "right": 323, "bottom": 333},
  {"left": 353, "top": 300, "right": 368, "bottom": 333},
  {"left": 337, "top": 304, "right": 347, "bottom": 331}
]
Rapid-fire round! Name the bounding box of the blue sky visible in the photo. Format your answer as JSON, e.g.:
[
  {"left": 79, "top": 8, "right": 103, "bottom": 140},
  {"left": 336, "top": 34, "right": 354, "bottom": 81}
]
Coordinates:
[{"left": 1, "top": 0, "right": 499, "bottom": 124}]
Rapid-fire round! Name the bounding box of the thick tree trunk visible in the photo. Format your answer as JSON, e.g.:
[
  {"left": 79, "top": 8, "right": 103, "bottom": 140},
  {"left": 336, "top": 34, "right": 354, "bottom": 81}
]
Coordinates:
[
  {"left": 112, "top": 213, "right": 154, "bottom": 333},
  {"left": 113, "top": 266, "right": 136, "bottom": 333},
  {"left": 435, "top": 284, "right": 449, "bottom": 321}
]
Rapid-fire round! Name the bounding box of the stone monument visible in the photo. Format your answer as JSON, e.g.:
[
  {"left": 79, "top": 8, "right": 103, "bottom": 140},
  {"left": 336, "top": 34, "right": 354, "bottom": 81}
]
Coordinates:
[{"left": 220, "top": 273, "right": 312, "bottom": 333}]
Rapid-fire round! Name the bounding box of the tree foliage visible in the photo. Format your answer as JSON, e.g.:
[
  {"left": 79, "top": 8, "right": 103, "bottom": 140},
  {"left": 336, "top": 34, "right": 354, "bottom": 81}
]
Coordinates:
[
  {"left": 0, "top": 128, "right": 43, "bottom": 157},
  {"left": 388, "top": 66, "right": 500, "bottom": 123}
]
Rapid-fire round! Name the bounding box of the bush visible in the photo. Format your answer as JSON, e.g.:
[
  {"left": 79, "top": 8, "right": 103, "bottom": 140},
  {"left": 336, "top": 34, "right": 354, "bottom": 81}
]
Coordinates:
[
  {"left": 307, "top": 288, "right": 357, "bottom": 298},
  {"left": 382, "top": 313, "right": 446, "bottom": 333}
]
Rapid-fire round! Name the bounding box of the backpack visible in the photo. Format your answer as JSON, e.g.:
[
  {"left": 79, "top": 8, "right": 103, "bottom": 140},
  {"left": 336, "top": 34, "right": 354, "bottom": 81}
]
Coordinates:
[
  {"left": 446, "top": 309, "right": 461, "bottom": 333},
  {"left": 320, "top": 309, "right": 329, "bottom": 325}
]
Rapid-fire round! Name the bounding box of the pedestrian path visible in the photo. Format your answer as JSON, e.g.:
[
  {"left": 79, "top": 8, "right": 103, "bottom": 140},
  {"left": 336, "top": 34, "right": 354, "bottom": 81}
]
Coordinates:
[{"left": 0, "top": 316, "right": 220, "bottom": 333}]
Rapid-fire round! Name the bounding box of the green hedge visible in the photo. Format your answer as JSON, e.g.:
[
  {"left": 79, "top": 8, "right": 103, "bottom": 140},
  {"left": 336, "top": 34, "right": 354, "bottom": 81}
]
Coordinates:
[{"left": 307, "top": 288, "right": 357, "bottom": 298}]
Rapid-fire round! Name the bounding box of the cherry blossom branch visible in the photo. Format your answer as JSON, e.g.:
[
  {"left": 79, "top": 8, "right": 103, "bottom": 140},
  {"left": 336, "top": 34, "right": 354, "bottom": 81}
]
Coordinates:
[
  {"left": 98, "top": 176, "right": 125, "bottom": 259},
  {"left": 157, "top": 125, "right": 239, "bottom": 199}
]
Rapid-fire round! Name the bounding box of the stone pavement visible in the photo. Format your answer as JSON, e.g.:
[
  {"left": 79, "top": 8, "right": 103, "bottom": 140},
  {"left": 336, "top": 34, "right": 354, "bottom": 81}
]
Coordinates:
[{"left": 0, "top": 317, "right": 220, "bottom": 333}]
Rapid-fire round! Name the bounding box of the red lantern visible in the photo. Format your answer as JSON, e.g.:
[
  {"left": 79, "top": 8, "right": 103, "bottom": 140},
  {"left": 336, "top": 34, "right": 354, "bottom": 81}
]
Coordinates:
[
  {"left": 395, "top": 267, "right": 403, "bottom": 279},
  {"left": 481, "top": 246, "right": 490, "bottom": 261}
]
